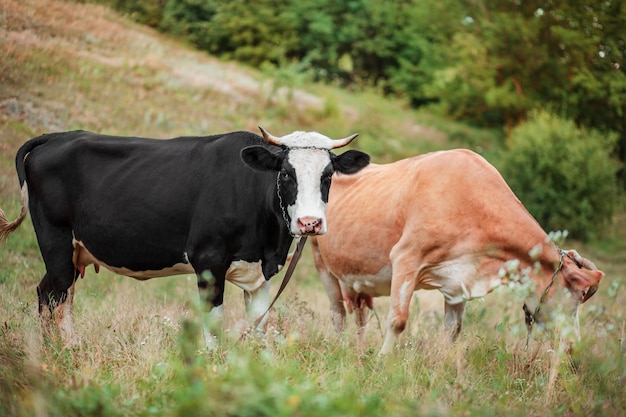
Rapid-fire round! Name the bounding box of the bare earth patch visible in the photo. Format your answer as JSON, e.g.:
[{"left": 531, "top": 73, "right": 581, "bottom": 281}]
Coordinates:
[
  {"left": 0, "top": 0, "right": 329, "bottom": 130},
  {"left": 0, "top": 0, "right": 444, "bottom": 148}
]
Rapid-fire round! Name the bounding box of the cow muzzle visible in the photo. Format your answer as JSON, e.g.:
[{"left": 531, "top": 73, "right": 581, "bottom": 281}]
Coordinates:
[{"left": 297, "top": 217, "right": 324, "bottom": 235}]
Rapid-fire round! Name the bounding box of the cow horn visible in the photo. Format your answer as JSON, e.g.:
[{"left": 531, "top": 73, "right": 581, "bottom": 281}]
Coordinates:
[
  {"left": 331, "top": 133, "right": 359, "bottom": 149},
  {"left": 582, "top": 284, "right": 599, "bottom": 303},
  {"left": 568, "top": 249, "right": 598, "bottom": 270},
  {"left": 258, "top": 126, "right": 282, "bottom": 146}
]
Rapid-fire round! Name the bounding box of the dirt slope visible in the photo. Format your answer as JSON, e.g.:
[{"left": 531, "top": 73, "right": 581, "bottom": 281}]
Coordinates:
[{"left": 0, "top": 0, "right": 329, "bottom": 137}]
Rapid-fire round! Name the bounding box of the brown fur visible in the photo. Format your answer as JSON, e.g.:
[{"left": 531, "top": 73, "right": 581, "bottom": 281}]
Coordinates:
[{"left": 313, "top": 149, "right": 605, "bottom": 354}]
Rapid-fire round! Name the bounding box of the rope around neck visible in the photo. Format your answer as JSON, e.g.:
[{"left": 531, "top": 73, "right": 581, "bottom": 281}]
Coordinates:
[
  {"left": 524, "top": 246, "right": 583, "bottom": 346},
  {"left": 276, "top": 172, "right": 294, "bottom": 237}
]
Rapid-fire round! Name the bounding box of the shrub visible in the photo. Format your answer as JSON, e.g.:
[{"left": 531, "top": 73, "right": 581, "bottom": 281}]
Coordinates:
[
  {"left": 159, "top": 0, "right": 294, "bottom": 66},
  {"left": 101, "top": 0, "right": 166, "bottom": 27},
  {"left": 500, "top": 111, "right": 621, "bottom": 241}
]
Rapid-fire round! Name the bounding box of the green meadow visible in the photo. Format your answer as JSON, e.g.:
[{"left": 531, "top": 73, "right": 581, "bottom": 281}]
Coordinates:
[{"left": 1, "top": 1, "right": 625, "bottom": 416}]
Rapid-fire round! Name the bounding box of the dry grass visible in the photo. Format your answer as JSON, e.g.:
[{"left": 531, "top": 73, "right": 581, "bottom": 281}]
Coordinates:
[{"left": 1, "top": 1, "right": 625, "bottom": 416}]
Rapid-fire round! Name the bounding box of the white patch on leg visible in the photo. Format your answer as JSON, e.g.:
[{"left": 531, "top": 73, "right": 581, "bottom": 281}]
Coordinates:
[
  {"left": 201, "top": 260, "right": 277, "bottom": 347},
  {"left": 54, "top": 283, "right": 77, "bottom": 347},
  {"left": 226, "top": 260, "right": 271, "bottom": 331},
  {"left": 379, "top": 327, "right": 397, "bottom": 356},
  {"left": 399, "top": 280, "right": 413, "bottom": 309},
  {"left": 245, "top": 280, "right": 271, "bottom": 330},
  {"left": 202, "top": 304, "right": 224, "bottom": 350},
  {"left": 379, "top": 306, "right": 401, "bottom": 356},
  {"left": 572, "top": 306, "right": 581, "bottom": 340},
  {"left": 226, "top": 260, "right": 265, "bottom": 292}
]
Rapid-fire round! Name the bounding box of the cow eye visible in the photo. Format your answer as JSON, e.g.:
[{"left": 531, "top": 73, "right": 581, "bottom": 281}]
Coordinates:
[{"left": 280, "top": 170, "right": 294, "bottom": 183}]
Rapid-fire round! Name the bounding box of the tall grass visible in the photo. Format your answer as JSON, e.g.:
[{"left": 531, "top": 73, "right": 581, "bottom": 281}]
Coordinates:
[{"left": 1, "top": 0, "right": 625, "bottom": 415}]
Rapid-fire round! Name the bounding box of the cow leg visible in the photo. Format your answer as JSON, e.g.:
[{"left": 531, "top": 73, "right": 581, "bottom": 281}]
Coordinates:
[
  {"left": 312, "top": 241, "right": 347, "bottom": 334},
  {"left": 243, "top": 279, "right": 270, "bottom": 332},
  {"left": 196, "top": 268, "right": 226, "bottom": 350},
  {"left": 33, "top": 223, "right": 80, "bottom": 347},
  {"left": 38, "top": 273, "right": 78, "bottom": 346},
  {"left": 444, "top": 301, "right": 465, "bottom": 342},
  {"left": 319, "top": 269, "right": 347, "bottom": 334},
  {"left": 354, "top": 293, "right": 372, "bottom": 346},
  {"left": 380, "top": 268, "right": 419, "bottom": 355}
]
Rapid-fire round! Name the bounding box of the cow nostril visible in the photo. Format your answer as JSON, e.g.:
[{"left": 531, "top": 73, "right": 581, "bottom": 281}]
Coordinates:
[{"left": 297, "top": 217, "right": 323, "bottom": 233}]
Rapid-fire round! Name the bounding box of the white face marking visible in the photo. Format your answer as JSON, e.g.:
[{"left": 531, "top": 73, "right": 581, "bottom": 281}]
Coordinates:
[
  {"left": 278, "top": 131, "right": 337, "bottom": 149},
  {"left": 287, "top": 148, "right": 331, "bottom": 234}
]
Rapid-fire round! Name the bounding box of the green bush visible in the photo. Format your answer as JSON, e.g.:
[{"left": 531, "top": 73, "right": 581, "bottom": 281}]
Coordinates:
[
  {"left": 159, "top": 0, "right": 217, "bottom": 44},
  {"left": 99, "top": 0, "right": 166, "bottom": 27},
  {"left": 84, "top": 0, "right": 626, "bottom": 167},
  {"left": 500, "top": 111, "right": 621, "bottom": 241},
  {"left": 159, "top": 0, "right": 294, "bottom": 66}
]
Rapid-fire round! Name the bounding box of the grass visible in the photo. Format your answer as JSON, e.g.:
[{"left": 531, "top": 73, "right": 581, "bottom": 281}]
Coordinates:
[{"left": 1, "top": 0, "right": 625, "bottom": 416}]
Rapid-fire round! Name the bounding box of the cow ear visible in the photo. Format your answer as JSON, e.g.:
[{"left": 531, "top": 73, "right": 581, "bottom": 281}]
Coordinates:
[
  {"left": 565, "top": 267, "right": 604, "bottom": 303},
  {"left": 241, "top": 146, "right": 283, "bottom": 172},
  {"left": 333, "top": 150, "right": 370, "bottom": 175},
  {"left": 562, "top": 251, "right": 605, "bottom": 303}
]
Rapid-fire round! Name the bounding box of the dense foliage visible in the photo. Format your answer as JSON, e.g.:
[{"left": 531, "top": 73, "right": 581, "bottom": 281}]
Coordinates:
[
  {"left": 99, "top": 0, "right": 626, "bottom": 184},
  {"left": 500, "top": 111, "right": 620, "bottom": 240}
]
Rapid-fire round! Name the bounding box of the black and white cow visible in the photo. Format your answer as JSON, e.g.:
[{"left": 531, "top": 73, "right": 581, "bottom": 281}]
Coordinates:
[{"left": 0, "top": 127, "right": 370, "bottom": 347}]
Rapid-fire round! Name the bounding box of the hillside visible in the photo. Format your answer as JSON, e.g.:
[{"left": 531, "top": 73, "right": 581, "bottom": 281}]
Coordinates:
[
  {"left": 0, "top": 0, "right": 458, "bottom": 170},
  {"left": 1, "top": 0, "right": 312, "bottom": 135}
]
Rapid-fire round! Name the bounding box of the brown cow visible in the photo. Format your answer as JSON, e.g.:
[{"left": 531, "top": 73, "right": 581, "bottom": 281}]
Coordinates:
[{"left": 311, "top": 149, "right": 604, "bottom": 355}]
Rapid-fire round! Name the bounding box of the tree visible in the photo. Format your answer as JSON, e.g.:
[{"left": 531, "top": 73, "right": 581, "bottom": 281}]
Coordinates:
[
  {"left": 160, "top": 0, "right": 296, "bottom": 66},
  {"left": 500, "top": 111, "right": 620, "bottom": 241},
  {"left": 103, "top": 0, "right": 626, "bottom": 186},
  {"left": 424, "top": 0, "right": 625, "bottom": 183}
]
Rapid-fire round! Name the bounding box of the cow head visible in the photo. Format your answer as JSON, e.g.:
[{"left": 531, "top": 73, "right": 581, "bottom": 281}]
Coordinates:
[
  {"left": 241, "top": 126, "right": 370, "bottom": 235},
  {"left": 524, "top": 249, "right": 604, "bottom": 336}
]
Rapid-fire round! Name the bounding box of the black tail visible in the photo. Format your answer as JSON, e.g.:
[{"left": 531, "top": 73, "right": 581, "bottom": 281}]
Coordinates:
[
  {"left": 0, "top": 134, "right": 51, "bottom": 241},
  {"left": 16, "top": 133, "right": 51, "bottom": 187}
]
